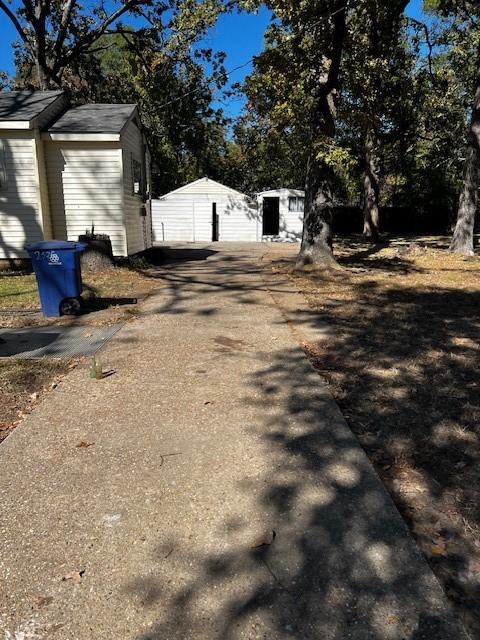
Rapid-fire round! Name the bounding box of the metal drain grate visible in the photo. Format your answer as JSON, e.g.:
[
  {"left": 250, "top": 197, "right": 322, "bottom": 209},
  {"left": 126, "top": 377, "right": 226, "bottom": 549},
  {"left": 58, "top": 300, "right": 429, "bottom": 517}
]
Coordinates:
[{"left": 0, "top": 324, "right": 123, "bottom": 358}]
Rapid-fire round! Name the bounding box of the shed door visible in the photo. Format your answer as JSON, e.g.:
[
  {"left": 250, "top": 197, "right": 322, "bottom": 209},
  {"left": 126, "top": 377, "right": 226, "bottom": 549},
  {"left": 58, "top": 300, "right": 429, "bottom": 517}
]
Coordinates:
[
  {"left": 212, "top": 203, "right": 219, "bottom": 241},
  {"left": 262, "top": 197, "right": 280, "bottom": 235},
  {"left": 151, "top": 201, "right": 194, "bottom": 242}
]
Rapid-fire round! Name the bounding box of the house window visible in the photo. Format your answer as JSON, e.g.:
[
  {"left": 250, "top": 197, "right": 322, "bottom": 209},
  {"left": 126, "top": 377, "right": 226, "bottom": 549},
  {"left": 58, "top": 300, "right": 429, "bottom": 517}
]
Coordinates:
[
  {"left": 288, "top": 196, "right": 304, "bottom": 213},
  {"left": 132, "top": 155, "right": 143, "bottom": 195},
  {"left": 0, "top": 140, "right": 6, "bottom": 190}
]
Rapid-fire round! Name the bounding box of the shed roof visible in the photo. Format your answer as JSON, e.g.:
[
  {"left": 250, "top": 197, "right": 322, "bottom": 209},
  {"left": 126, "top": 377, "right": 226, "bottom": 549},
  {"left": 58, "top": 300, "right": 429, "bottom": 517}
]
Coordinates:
[
  {"left": 0, "top": 90, "right": 64, "bottom": 122},
  {"left": 161, "top": 177, "right": 248, "bottom": 200},
  {"left": 257, "top": 188, "right": 305, "bottom": 198},
  {"left": 47, "top": 103, "right": 137, "bottom": 133}
]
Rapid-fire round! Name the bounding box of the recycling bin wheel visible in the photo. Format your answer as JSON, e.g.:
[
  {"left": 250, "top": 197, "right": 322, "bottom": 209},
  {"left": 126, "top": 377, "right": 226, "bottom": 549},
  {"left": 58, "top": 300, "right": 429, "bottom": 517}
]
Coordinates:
[{"left": 60, "top": 297, "right": 83, "bottom": 316}]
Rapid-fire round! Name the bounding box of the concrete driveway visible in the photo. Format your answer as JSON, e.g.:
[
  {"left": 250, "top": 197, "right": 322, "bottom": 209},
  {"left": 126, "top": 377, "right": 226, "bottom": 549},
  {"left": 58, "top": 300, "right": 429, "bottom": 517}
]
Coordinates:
[{"left": 0, "top": 244, "right": 469, "bottom": 639}]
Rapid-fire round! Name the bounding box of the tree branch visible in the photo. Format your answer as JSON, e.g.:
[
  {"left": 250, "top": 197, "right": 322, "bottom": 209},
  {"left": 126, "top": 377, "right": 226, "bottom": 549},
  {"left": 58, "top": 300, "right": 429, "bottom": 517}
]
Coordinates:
[
  {"left": 53, "top": 0, "right": 77, "bottom": 57},
  {"left": 53, "top": 0, "right": 143, "bottom": 73},
  {"left": 408, "top": 16, "right": 435, "bottom": 80},
  {"left": 0, "top": 0, "right": 32, "bottom": 51},
  {"left": 319, "top": 2, "right": 347, "bottom": 98}
]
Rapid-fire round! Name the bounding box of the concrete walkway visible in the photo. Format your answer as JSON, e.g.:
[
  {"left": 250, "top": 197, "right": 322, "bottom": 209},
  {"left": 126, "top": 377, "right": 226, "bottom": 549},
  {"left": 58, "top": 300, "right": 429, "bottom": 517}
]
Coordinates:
[{"left": 0, "top": 244, "right": 468, "bottom": 640}]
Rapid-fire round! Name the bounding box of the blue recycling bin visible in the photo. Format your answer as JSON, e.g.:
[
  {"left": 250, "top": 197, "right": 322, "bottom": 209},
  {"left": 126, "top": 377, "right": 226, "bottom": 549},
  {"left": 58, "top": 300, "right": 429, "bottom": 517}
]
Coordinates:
[{"left": 26, "top": 240, "right": 87, "bottom": 317}]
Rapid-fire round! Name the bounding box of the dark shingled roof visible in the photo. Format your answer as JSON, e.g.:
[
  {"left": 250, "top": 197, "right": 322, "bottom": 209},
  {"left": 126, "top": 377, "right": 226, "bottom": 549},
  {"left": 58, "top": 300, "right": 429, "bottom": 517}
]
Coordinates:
[
  {"left": 47, "top": 103, "right": 137, "bottom": 133},
  {"left": 0, "top": 90, "right": 64, "bottom": 121}
]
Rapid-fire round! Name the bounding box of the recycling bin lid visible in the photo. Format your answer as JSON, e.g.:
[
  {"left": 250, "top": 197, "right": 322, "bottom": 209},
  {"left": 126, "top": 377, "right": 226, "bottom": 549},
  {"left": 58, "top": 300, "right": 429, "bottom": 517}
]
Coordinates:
[{"left": 26, "top": 240, "right": 87, "bottom": 252}]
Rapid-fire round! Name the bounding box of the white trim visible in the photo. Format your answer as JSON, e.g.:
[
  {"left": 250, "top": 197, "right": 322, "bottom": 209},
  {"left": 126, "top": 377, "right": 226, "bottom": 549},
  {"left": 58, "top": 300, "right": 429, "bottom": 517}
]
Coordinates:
[
  {"left": 0, "top": 121, "right": 31, "bottom": 130},
  {"left": 32, "top": 129, "right": 53, "bottom": 239},
  {"left": 118, "top": 146, "right": 129, "bottom": 256},
  {"left": 42, "top": 132, "right": 121, "bottom": 142},
  {"left": 257, "top": 188, "right": 305, "bottom": 198}
]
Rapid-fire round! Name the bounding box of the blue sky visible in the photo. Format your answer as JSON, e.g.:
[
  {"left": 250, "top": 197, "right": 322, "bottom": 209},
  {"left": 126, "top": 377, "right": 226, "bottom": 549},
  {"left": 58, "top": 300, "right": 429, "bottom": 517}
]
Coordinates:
[{"left": 0, "top": 1, "right": 425, "bottom": 119}]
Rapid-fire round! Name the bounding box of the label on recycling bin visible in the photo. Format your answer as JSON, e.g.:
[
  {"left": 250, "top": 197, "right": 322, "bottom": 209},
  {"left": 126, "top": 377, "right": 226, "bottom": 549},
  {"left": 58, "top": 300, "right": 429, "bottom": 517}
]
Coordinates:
[{"left": 33, "top": 250, "right": 63, "bottom": 265}]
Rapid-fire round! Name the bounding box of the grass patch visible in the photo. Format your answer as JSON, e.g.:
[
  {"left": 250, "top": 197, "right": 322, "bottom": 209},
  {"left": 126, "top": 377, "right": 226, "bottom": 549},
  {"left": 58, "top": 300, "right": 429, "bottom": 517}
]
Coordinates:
[
  {"left": 269, "top": 235, "right": 480, "bottom": 635},
  {"left": 0, "top": 273, "right": 39, "bottom": 309}
]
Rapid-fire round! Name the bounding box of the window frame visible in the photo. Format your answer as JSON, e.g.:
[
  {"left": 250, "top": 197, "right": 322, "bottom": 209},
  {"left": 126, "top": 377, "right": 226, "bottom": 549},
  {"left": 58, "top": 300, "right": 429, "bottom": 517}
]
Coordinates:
[
  {"left": 288, "top": 196, "right": 305, "bottom": 213},
  {"left": 131, "top": 154, "right": 143, "bottom": 196}
]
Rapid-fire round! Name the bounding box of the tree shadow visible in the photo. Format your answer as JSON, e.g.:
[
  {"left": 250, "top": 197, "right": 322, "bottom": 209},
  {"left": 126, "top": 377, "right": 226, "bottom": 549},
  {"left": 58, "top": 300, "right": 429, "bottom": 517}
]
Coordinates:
[
  {"left": 282, "top": 273, "right": 480, "bottom": 636},
  {"left": 122, "top": 344, "right": 467, "bottom": 639},
  {"left": 0, "top": 138, "right": 44, "bottom": 266},
  {"left": 112, "top": 244, "right": 470, "bottom": 639}
]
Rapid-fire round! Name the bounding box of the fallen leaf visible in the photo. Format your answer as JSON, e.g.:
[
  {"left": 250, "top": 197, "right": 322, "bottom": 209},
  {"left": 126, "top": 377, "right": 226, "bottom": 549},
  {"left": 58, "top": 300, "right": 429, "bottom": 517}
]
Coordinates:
[
  {"left": 76, "top": 441, "right": 94, "bottom": 449},
  {"left": 469, "top": 559, "right": 480, "bottom": 574},
  {"left": 431, "top": 543, "right": 447, "bottom": 557},
  {"left": 62, "top": 570, "right": 85, "bottom": 583},
  {"left": 35, "top": 595, "right": 54, "bottom": 608},
  {"left": 387, "top": 615, "right": 399, "bottom": 625},
  {"left": 29, "top": 392, "right": 39, "bottom": 402}
]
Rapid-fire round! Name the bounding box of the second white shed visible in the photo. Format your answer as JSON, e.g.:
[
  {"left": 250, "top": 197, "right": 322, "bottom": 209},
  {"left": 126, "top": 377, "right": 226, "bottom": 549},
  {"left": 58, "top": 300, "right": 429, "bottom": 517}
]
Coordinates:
[
  {"left": 152, "top": 177, "right": 259, "bottom": 243},
  {"left": 257, "top": 188, "right": 305, "bottom": 242}
]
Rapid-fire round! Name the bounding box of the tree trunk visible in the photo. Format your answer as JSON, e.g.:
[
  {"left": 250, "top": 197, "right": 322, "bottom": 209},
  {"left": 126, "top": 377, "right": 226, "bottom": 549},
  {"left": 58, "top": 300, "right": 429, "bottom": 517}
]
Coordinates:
[
  {"left": 33, "top": 28, "right": 49, "bottom": 89},
  {"left": 451, "top": 84, "right": 480, "bottom": 256},
  {"left": 296, "top": 4, "right": 347, "bottom": 270},
  {"left": 362, "top": 128, "right": 381, "bottom": 241},
  {"left": 297, "top": 153, "right": 339, "bottom": 269}
]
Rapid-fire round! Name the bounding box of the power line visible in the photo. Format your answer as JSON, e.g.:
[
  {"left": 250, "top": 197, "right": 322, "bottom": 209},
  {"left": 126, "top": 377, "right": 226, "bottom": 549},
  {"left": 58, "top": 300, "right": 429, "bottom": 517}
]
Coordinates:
[
  {"left": 156, "top": 3, "right": 349, "bottom": 112},
  {"left": 157, "top": 59, "right": 253, "bottom": 110}
]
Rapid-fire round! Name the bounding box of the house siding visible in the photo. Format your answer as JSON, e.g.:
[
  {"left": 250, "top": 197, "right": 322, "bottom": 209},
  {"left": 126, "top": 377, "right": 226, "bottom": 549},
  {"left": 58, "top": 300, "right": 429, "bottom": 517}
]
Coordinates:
[
  {"left": 45, "top": 142, "right": 128, "bottom": 255},
  {"left": 121, "top": 119, "right": 152, "bottom": 255},
  {"left": 0, "top": 131, "right": 42, "bottom": 259}
]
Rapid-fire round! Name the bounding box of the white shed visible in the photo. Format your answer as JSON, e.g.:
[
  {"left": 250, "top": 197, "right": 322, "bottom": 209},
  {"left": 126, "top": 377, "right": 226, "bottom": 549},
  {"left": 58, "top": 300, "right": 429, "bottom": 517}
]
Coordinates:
[
  {"left": 257, "top": 188, "right": 305, "bottom": 242},
  {"left": 0, "top": 91, "right": 152, "bottom": 262},
  {"left": 152, "top": 177, "right": 259, "bottom": 243},
  {"left": 257, "top": 189, "right": 305, "bottom": 242}
]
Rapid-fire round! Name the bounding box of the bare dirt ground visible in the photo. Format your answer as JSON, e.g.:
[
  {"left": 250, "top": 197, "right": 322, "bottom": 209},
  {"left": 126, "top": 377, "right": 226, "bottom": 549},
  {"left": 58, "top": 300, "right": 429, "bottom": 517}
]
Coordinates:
[
  {"left": 0, "top": 358, "right": 77, "bottom": 444},
  {"left": 266, "top": 235, "right": 480, "bottom": 636},
  {"left": 0, "top": 257, "right": 164, "bottom": 442}
]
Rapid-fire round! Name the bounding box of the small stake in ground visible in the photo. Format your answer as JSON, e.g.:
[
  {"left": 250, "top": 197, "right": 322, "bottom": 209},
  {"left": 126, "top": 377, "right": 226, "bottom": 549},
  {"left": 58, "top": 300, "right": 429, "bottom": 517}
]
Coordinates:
[{"left": 89, "top": 356, "right": 103, "bottom": 380}]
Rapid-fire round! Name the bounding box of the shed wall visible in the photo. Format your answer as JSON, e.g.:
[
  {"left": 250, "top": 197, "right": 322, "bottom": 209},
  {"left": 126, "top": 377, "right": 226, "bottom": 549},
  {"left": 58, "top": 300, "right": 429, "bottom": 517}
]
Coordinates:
[
  {"left": 152, "top": 189, "right": 259, "bottom": 243},
  {"left": 121, "top": 119, "right": 152, "bottom": 254}
]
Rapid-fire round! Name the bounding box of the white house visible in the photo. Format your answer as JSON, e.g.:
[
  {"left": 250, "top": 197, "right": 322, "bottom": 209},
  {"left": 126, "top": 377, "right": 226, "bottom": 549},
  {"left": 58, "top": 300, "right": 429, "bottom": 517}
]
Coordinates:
[
  {"left": 0, "top": 90, "right": 152, "bottom": 262},
  {"left": 152, "top": 177, "right": 259, "bottom": 243},
  {"left": 257, "top": 188, "right": 305, "bottom": 242},
  {"left": 152, "top": 179, "right": 306, "bottom": 243}
]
